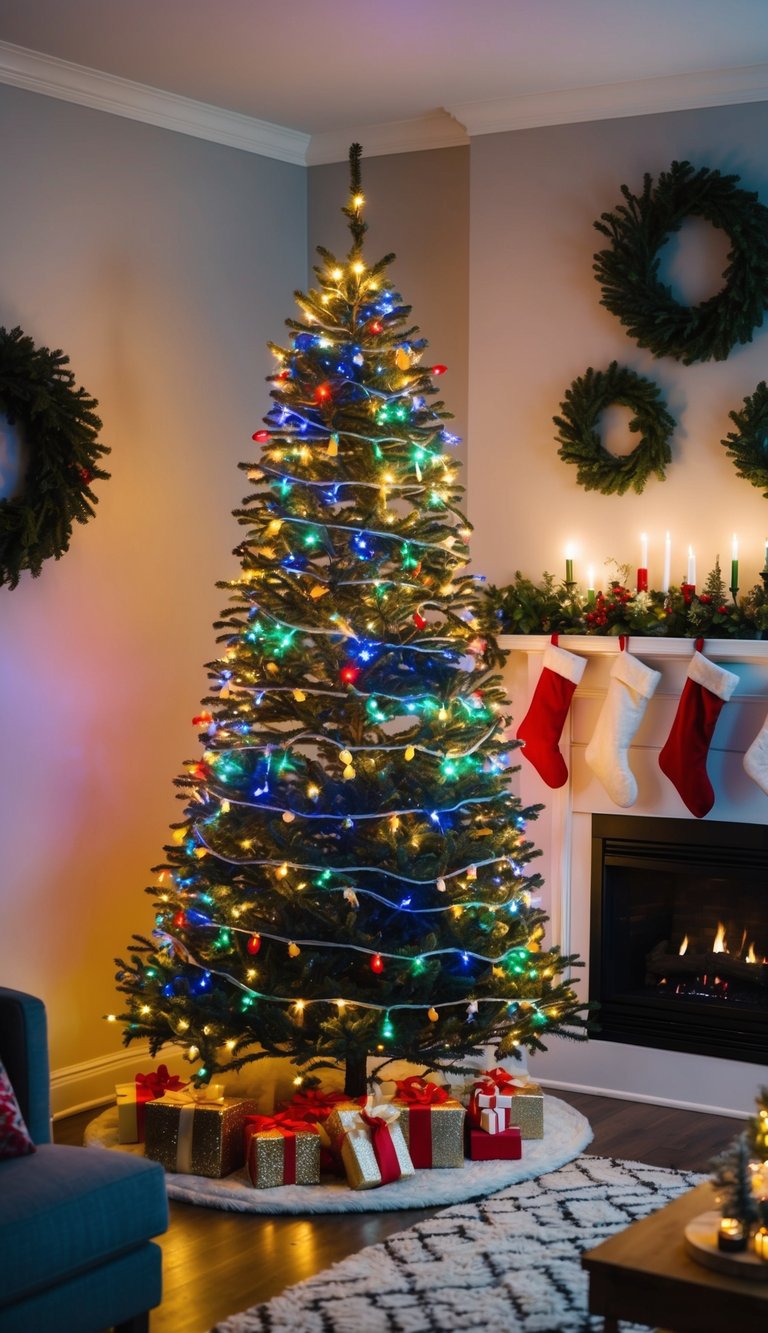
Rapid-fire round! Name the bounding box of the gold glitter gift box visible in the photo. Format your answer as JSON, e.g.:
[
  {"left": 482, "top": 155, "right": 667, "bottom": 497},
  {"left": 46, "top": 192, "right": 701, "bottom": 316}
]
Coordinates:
[
  {"left": 326, "top": 1101, "right": 415, "bottom": 1190},
  {"left": 391, "top": 1078, "right": 465, "bottom": 1168},
  {"left": 505, "top": 1082, "right": 544, "bottom": 1139},
  {"left": 471, "top": 1075, "right": 545, "bottom": 1140},
  {"left": 144, "top": 1088, "right": 254, "bottom": 1178},
  {"left": 245, "top": 1119, "right": 321, "bottom": 1189}
]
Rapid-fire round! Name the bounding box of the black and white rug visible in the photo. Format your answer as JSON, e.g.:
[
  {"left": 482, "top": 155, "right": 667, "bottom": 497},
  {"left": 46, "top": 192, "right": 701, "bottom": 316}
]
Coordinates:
[{"left": 212, "top": 1156, "right": 703, "bottom": 1332}]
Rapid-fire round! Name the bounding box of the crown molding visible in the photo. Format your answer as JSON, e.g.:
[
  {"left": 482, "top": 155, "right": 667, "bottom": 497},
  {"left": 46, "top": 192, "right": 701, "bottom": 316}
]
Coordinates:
[
  {"left": 307, "top": 110, "right": 468, "bottom": 165},
  {"left": 0, "top": 40, "right": 309, "bottom": 165},
  {"left": 449, "top": 63, "right": 768, "bottom": 137}
]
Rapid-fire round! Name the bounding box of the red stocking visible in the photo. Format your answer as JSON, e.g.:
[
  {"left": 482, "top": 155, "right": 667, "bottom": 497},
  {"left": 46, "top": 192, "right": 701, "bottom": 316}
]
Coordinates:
[
  {"left": 658, "top": 643, "right": 738, "bottom": 818},
  {"left": 516, "top": 637, "right": 587, "bottom": 788}
]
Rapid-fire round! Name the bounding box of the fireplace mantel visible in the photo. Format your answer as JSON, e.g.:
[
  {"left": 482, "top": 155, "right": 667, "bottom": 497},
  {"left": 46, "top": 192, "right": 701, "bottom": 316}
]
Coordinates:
[
  {"left": 499, "top": 634, "right": 768, "bottom": 664},
  {"left": 500, "top": 635, "right": 768, "bottom": 1116}
]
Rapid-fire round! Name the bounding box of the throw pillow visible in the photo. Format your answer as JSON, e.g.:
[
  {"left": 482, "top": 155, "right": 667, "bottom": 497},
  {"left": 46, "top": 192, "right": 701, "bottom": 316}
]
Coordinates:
[{"left": 0, "top": 1060, "right": 35, "bottom": 1157}]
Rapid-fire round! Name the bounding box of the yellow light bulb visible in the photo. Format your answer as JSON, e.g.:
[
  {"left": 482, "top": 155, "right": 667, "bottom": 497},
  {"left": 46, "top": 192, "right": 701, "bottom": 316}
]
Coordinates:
[
  {"left": 225, "top": 1039, "right": 236, "bottom": 1050},
  {"left": 277, "top": 863, "right": 289, "bottom": 878},
  {"left": 188, "top": 1045, "right": 199, "bottom": 1059},
  {"left": 336, "top": 999, "right": 346, "bottom": 1010},
  {"left": 295, "top": 999, "right": 305, "bottom": 1011},
  {"left": 140, "top": 1005, "right": 151, "bottom": 1015},
  {"left": 332, "top": 267, "right": 343, "bottom": 280},
  {"left": 427, "top": 1007, "right": 439, "bottom": 1022},
  {"left": 288, "top": 941, "right": 301, "bottom": 958},
  {"left": 352, "top": 193, "right": 364, "bottom": 208},
  {"left": 307, "top": 784, "right": 320, "bottom": 799},
  {"left": 438, "top": 707, "right": 448, "bottom": 721},
  {"left": 177, "top": 1019, "right": 189, "bottom": 1032},
  {"left": 352, "top": 261, "right": 365, "bottom": 275},
  {"left": 105, "top": 1014, "right": 116, "bottom": 1023}
]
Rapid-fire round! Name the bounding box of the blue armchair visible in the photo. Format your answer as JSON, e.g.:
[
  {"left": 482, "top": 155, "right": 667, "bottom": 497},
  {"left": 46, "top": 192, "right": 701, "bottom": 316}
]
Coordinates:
[{"left": 0, "top": 987, "right": 169, "bottom": 1333}]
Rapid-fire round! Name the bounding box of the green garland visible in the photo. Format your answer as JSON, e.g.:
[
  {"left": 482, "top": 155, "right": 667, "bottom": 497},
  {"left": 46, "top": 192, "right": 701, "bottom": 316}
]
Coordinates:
[
  {"left": 0, "top": 326, "right": 109, "bottom": 589},
  {"left": 593, "top": 160, "right": 768, "bottom": 364},
  {"left": 722, "top": 381, "right": 768, "bottom": 497},
  {"left": 554, "top": 361, "right": 674, "bottom": 495},
  {"left": 480, "top": 562, "right": 768, "bottom": 640}
]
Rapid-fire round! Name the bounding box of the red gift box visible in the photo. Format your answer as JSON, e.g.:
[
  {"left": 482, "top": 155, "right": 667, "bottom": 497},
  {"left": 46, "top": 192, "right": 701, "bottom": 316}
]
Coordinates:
[{"left": 466, "top": 1125, "right": 522, "bottom": 1161}]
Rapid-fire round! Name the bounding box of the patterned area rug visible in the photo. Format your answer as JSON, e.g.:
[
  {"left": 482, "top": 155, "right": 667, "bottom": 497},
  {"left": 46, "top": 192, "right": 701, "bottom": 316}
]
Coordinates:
[
  {"left": 85, "top": 1094, "right": 592, "bottom": 1214},
  {"left": 212, "top": 1156, "right": 703, "bottom": 1332}
]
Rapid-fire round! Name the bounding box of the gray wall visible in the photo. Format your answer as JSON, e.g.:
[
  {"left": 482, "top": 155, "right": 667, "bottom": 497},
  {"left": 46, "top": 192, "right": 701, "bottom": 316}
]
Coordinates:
[
  {"left": 0, "top": 83, "right": 306, "bottom": 1079},
  {"left": 468, "top": 103, "right": 768, "bottom": 593}
]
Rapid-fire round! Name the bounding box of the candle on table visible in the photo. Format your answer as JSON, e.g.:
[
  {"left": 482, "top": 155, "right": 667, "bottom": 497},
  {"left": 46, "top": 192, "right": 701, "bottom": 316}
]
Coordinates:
[
  {"left": 637, "top": 532, "right": 649, "bottom": 593},
  {"left": 718, "top": 1216, "right": 748, "bottom": 1252},
  {"left": 754, "top": 1224, "right": 768, "bottom": 1260},
  {"left": 587, "top": 565, "right": 595, "bottom": 604},
  {"left": 731, "top": 534, "right": 739, "bottom": 592},
  {"left": 661, "top": 531, "right": 671, "bottom": 594},
  {"left": 687, "top": 545, "right": 696, "bottom": 588}
]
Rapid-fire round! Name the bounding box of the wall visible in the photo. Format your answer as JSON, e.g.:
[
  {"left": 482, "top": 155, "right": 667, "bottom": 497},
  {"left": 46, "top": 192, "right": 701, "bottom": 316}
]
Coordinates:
[
  {"left": 468, "top": 102, "right": 768, "bottom": 597},
  {"left": 0, "top": 83, "right": 306, "bottom": 1105},
  {"left": 308, "top": 147, "right": 470, "bottom": 478}
]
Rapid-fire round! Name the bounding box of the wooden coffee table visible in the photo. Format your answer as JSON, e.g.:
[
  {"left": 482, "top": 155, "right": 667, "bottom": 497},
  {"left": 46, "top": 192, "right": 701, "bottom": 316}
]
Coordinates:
[{"left": 582, "top": 1181, "right": 768, "bottom": 1332}]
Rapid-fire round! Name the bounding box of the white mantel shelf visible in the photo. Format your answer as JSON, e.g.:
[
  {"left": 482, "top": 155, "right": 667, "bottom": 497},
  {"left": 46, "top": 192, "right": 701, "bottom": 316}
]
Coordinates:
[{"left": 499, "top": 635, "right": 768, "bottom": 664}]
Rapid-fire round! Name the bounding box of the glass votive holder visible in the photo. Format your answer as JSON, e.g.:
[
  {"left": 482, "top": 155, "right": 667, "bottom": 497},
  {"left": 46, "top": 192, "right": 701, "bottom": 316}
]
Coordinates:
[{"left": 718, "top": 1216, "right": 748, "bottom": 1252}]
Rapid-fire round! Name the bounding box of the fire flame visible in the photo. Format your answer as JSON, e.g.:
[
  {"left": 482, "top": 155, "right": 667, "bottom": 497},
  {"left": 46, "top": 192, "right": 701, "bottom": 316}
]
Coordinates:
[
  {"left": 678, "top": 935, "right": 688, "bottom": 956},
  {"left": 712, "top": 922, "right": 727, "bottom": 954},
  {"left": 747, "top": 942, "right": 758, "bottom": 964}
]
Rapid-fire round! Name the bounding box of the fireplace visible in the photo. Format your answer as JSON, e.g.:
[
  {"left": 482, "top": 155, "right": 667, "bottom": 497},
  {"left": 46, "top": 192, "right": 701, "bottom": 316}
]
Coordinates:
[{"left": 590, "top": 815, "right": 768, "bottom": 1065}]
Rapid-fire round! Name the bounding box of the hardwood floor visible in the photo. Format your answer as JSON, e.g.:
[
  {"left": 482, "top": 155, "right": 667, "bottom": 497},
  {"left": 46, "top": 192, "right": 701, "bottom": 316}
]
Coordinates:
[{"left": 55, "top": 1089, "right": 742, "bottom": 1333}]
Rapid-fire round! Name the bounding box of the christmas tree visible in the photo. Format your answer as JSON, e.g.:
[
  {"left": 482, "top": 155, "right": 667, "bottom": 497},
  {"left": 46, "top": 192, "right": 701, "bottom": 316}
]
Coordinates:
[{"left": 116, "top": 146, "right": 589, "bottom": 1097}]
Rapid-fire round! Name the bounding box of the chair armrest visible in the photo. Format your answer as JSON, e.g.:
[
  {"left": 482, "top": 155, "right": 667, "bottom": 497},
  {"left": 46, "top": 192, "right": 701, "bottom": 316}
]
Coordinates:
[{"left": 0, "top": 987, "right": 51, "bottom": 1143}]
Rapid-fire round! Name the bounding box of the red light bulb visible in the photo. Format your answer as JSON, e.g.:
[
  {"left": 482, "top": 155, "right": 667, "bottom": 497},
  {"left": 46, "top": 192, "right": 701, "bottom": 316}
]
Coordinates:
[
  {"left": 431, "top": 364, "right": 447, "bottom": 376},
  {"left": 371, "top": 953, "right": 384, "bottom": 974},
  {"left": 246, "top": 934, "right": 262, "bottom": 956},
  {"left": 252, "top": 430, "right": 271, "bottom": 442},
  {"left": 172, "top": 911, "right": 187, "bottom": 929},
  {"left": 340, "top": 664, "right": 361, "bottom": 684},
  {"left": 370, "top": 320, "right": 383, "bottom": 334},
  {"left": 314, "top": 382, "right": 332, "bottom": 403},
  {"left": 412, "top": 611, "right": 427, "bottom": 630}
]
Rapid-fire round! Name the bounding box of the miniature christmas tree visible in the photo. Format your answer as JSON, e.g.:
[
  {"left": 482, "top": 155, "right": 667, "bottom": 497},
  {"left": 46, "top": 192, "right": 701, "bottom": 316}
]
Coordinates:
[
  {"left": 115, "top": 146, "right": 589, "bottom": 1096},
  {"left": 748, "top": 1086, "right": 768, "bottom": 1161},
  {"left": 710, "top": 1132, "right": 760, "bottom": 1226}
]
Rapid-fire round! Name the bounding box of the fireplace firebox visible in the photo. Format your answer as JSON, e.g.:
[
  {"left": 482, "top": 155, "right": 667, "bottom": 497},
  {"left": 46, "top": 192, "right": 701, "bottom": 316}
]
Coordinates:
[{"left": 590, "top": 815, "right": 768, "bottom": 1065}]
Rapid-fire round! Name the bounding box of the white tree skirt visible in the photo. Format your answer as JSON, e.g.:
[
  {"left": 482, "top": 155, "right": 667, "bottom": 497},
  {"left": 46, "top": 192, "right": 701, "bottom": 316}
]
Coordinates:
[{"left": 84, "top": 1095, "right": 591, "bottom": 1215}]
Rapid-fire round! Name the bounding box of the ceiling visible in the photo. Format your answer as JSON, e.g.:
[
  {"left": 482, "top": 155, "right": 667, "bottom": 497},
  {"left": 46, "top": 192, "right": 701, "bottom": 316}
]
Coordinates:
[{"left": 3, "top": 0, "right": 768, "bottom": 162}]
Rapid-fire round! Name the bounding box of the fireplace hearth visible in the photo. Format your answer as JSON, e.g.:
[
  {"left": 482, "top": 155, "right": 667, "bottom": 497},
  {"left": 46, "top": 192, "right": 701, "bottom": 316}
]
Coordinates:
[{"left": 590, "top": 815, "right": 768, "bottom": 1065}]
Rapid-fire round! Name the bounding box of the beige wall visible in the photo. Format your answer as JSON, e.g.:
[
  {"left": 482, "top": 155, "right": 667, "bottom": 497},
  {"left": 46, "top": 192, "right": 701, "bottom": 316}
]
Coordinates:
[
  {"left": 0, "top": 84, "right": 306, "bottom": 1081},
  {"left": 309, "top": 147, "right": 470, "bottom": 478},
  {"left": 468, "top": 103, "right": 768, "bottom": 594}
]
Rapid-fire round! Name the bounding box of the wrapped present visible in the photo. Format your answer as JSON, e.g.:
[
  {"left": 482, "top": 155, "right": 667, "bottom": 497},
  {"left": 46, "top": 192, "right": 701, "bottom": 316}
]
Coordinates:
[
  {"left": 478, "top": 1106, "right": 511, "bottom": 1135},
  {"left": 244, "top": 1113, "right": 320, "bottom": 1188},
  {"left": 467, "top": 1125, "right": 522, "bottom": 1161},
  {"left": 391, "top": 1076, "right": 465, "bottom": 1169},
  {"left": 115, "top": 1065, "right": 188, "bottom": 1144},
  {"left": 144, "top": 1086, "right": 254, "bottom": 1177},
  {"left": 469, "top": 1069, "right": 544, "bottom": 1140},
  {"left": 326, "top": 1098, "right": 415, "bottom": 1190},
  {"left": 281, "top": 1087, "right": 352, "bottom": 1176}
]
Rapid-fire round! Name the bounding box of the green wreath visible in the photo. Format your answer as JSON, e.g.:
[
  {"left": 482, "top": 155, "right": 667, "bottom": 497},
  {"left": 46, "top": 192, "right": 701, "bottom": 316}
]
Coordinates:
[
  {"left": 554, "top": 361, "right": 674, "bottom": 496},
  {"left": 721, "top": 381, "right": 768, "bottom": 497},
  {"left": 593, "top": 160, "right": 768, "bottom": 364},
  {"left": 0, "top": 326, "right": 109, "bottom": 589}
]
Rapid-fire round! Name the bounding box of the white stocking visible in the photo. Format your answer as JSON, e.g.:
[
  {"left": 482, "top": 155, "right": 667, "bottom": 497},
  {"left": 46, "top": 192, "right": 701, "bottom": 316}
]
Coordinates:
[{"left": 585, "top": 649, "right": 661, "bottom": 807}]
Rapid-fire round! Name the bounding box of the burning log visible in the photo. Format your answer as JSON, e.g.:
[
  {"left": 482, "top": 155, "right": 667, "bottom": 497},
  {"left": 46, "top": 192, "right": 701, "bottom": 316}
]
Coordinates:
[{"left": 645, "top": 940, "right": 768, "bottom": 988}]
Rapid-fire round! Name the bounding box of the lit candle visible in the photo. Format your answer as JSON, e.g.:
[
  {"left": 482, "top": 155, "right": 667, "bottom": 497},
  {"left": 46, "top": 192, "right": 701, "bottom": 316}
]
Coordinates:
[
  {"left": 564, "top": 544, "right": 575, "bottom": 585},
  {"left": 731, "top": 534, "right": 739, "bottom": 593},
  {"left": 662, "top": 531, "right": 671, "bottom": 594},
  {"left": 719, "top": 1216, "right": 748, "bottom": 1253},
  {"left": 687, "top": 545, "right": 696, "bottom": 588},
  {"left": 637, "top": 532, "right": 649, "bottom": 593},
  {"left": 754, "top": 1223, "right": 768, "bottom": 1260},
  {"left": 587, "top": 565, "right": 595, "bottom": 604}
]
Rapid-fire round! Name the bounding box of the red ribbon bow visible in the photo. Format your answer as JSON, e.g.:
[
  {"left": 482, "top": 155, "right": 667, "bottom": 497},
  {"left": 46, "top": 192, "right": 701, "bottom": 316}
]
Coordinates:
[
  {"left": 485, "top": 1067, "right": 517, "bottom": 1090},
  {"left": 135, "top": 1064, "right": 188, "bottom": 1099},
  {"left": 393, "top": 1076, "right": 449, "bottom": 1106},
  {"left": 284, "top": 1088, "right": 348, "bottom": 1122}
]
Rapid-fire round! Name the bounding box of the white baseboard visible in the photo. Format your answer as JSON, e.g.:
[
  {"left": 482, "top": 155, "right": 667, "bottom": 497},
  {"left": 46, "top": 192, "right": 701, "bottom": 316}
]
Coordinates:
[
  {"left": 536, "top": 1076, "right": 748, "bottom": 1121},
  {"left": 50, "top": 1043, "right": 187, "bottom": 1120}
]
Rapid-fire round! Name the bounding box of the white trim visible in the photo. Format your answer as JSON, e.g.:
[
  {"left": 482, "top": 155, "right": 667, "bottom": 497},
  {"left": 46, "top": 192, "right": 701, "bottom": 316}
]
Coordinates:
[
  {"left": 536, "top": 1076, "right": 748, "bottom": 1121},
  {"left": 501, "top": 635, "right": 768, "bottom": 665},
  {"left": 0, "top": 41, "right": 309, "bottom": 165},
  {"left": 688, "top": 649, "right": 740, "bottom": 701},
  {"left": 306, "top": 111, "right": 468, "bottom": 165},
  {"left": 50, "top": 1041, "right": 187, "bottom": 1119},
  {"left": 450, "top": 62, "right": 768, "bottom": 137}
]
